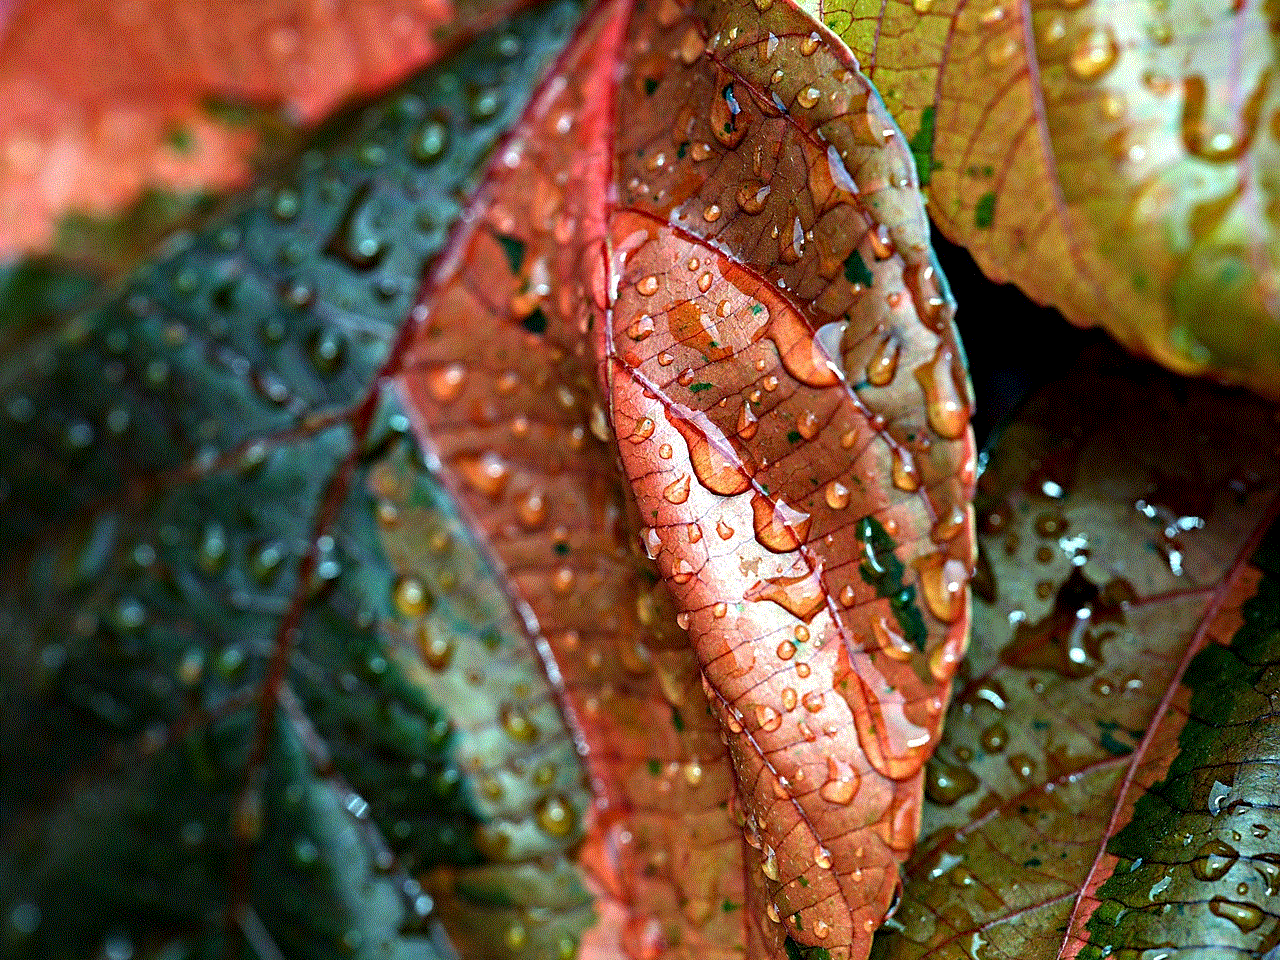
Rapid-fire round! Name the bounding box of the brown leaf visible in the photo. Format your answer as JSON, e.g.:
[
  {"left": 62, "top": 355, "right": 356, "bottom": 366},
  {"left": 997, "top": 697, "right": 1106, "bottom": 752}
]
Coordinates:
[{"left": 873, "top": 348, "right": 1280, "bottom": 959}]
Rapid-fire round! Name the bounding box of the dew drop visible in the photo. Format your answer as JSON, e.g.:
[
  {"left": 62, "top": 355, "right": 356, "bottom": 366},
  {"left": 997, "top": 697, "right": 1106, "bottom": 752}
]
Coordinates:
[
  {"left": 663, "top": 474, "right": 692, "bottom": 504},
  {"left": 500, "top": 705, "right": 539, "bottom": 743},
  {"left": 751, "top": 495, "right": 812, "bottom": 552},
  {"left": 819, "top": 756, "right": 860, "bottom": 805},
  {"left": 866, "top": 336, "right": 901, "bottom": 386},
  {"left": 918, "top": 551, "right": 968, "bottom": 622},
  {"left": 1208, "top": 897, "right": 1264, "bottom": 932},
  {"left": 1068, "top": 27, "right": 1119, "bottom": 81},
  {"left": 737, "top": 181, "right": 772, "bottom": 213},
  {"left": 1191, "top": 839, "right": 1239, "bottom": 881},
  {"left": 796, "top": 86, "right": 821, "bottom": 109},
  {"left": 394, "top": 574, "right": 431, "bottom": 618},
  {"left": 825, "top": 480, "right": 851, "bottom": 510},
  {"left": 756, "top": 704, "right": 783, "bottom": 732}
]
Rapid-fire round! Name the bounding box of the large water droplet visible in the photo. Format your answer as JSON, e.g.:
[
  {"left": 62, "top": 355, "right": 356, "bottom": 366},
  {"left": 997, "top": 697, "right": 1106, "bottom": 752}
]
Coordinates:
[
  {"left": 819, "top": 756, "right": 860, "bottom": 804},
  {"left": 751, "top": 495, "right": 812, "bottom": 552}
]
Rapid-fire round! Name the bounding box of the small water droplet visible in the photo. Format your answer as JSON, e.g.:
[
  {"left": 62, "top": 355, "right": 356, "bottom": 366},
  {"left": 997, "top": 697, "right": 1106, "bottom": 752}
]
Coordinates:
[
  {"left": 756, "top": 704, "right": 783, "bottom": 732},
  {"left": 1068, "top": 27, "right": 1118, "bottom": 81}
]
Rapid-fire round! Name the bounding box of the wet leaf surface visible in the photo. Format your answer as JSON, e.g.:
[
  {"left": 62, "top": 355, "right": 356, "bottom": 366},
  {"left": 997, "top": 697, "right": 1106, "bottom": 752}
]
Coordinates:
[
  {"left": 0, "top": 0, "right": 529, "bottom": 258},
  {"left": 803, "top": 0, "right": 1280, "bottom": 399},
  {"left": 872, "top": 348, "right": 1280, "bottom": 959},
  {"left": 0, "top": 8, "right": 592, "bottom": 957},
  {"left": 0, "top": 0, "right": 975, "bottom": 957}
]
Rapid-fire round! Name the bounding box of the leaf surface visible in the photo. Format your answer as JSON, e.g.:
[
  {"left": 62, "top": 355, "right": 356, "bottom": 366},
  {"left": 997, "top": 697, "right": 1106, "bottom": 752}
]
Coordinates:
[
  {"left": 0, "top": 0, "right": 974, "bottom": 958},
  {"left": 802, "top": 0, "right": 1280, "bottom": 398},
  {"left": 398, "top": 0, "right": 976, "bottom": 957},
  {"left": 872, "top": 348, "right": 1280, "bottom": 959},
  {"left": 0, "top": 0, "right": 527, "bottom": 258},
  {"left": 0, "top": 9, "right": 596, "bottom": 957}
]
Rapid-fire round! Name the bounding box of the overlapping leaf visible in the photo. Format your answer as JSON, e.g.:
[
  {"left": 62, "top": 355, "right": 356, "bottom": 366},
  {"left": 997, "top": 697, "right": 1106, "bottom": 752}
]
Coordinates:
[
  {"left": 0, "top": 0, "right": 527, "bottom": 259},
  {"left": 0, "top": 9, "right": 593, "bottom": 957},
  {"left": 0, "top": 0, "right": 976, "bottom": 958},
  {"left": 872, "top": 348, "right": 1280, "bottom": 959},
  {"left": 802, "top": 0, "right": 1280, "bottom": 398}
]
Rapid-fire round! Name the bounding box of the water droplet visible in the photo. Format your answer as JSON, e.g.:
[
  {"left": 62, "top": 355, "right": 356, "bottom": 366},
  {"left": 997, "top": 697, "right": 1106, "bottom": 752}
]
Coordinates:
[
  {"left": 867, "top": 336, "right": 901, "bottom": 386},
  {"left": 517, "top": 491, "right": 548, "bottom": 530},
  {"left": 417, "top": 627, "right": 454, "bottom": 671},
  {"left": 892, "top": 446, "right": 921, "bottom": 491},
  {"left": 672, "top": 558, "right": 696, "bottom": 584},
  {"left": 916, "top": 345, "right": 970, "bottom": 439},
  {"left": 756, "top": 704, "right": 784, "bottom": 732},
  {"left": 637, "top": 275, "right": 660, "bottom": 296},
  {"left": 426, "top": 363, "right": 466, "bottom": 403},
  {"left": 796, "top": 86, "right": 821, "bottom": 109},
  {"left": 628, "top": 314, "right": 656, "bottom": 340},
  {"left": 825, "top": 480, "right": 851, "bottom": 510},
  {"left": 919, "top": 551, "right": 968, "bottom": 622},
  {"left": 819, "top": 756, "right": 860, "bottom": 804},
  {"left": 1191, "top": 839, "right": 1239, "bottom": 881},
  {"left": 412, "top": 119, "right": 450, "bottom": 163},
  {"left": 737, "top": 180, "right": 772, "bottom": 213},
  {"left": 717, "top": 518, "right": 735, "bottom": 540},
  {"left": 663, "top": 474, "right": 692, "bottom": 503},
  {"left": 394, "top": 574, "right": 431, "bottom": 617},
  {"left": 711, "top": 78, "right": 748, "bottom": 148},
  {"left": 501, "top": 704, "right": 539, "bottom": 743},
  {"left": 925, "top": 757, "right": 979, "bottom": 805},
  {"left": 1068, "top": 27, "right": 1118, "bottom": 81},
  {"left": 761, "top": 848, "right": 781, "bottom": 881},
  {"left": 536, "top": 795, "right": 577, "bottom": 837},
  {"left": 456, "top": 452, "right": 511, "bottom": 498},
  {"left": 1208, "top": 897, "right": 1264, "bottom": 932},
  {"left": 751, "top": 495, "right": 812, "bottom": 552}
]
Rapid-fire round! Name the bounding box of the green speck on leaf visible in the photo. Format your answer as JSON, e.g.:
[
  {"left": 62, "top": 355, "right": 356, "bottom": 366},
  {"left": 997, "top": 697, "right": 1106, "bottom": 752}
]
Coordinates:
[
  {"left": 843, "top": 249, "right": 874, "bottom": 288},
  {"left": 690, "top": 383, "right": 713, "bottom": 393},
  {"left": 498, "top": 234, "right": 526, "bottom": 274},
  {"left": 786, "top": 937, "right": 831, "bottom": 960},
  {"left": 522, "top": 307, "right": 548, "bottom": 334},
  {"left": 787, "top": 430, "right": 803, "bottom": 444},
  {"left": 647, "top": 759, "right": 661, "bottom": 776},
  {"left": 975, "top": 192, "right": 997, "bottom": 229},
  {"left": 908, "top": 106, "right": 938, "bottom": 186},
  {"left": 856, "top": 516, "right": 927, "bottom": 652},
  {"left": 644, "top": 77, "right": 659, "bottom": 95},
  {"left": 165, "top": 126, "right": 195, "bottom": 155},
  {"left": 672, "top": 708, "right": 684, "bottom": 732}
]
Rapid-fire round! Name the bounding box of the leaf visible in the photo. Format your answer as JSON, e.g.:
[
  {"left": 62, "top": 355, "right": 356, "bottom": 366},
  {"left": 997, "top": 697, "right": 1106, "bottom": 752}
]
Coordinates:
[
  {"left": 0, "top": 0, "right": 974, "bottom": 957},
  {"left": 0, "top": 0, "right": 527, "bottom": 259},
  {"left": 0, "top": 8, "right": 594, "bottom": 957},
  {"left": 871, "top": 348, "right": 1280, "bottom": 959},
  {"left": 803, "top": 0, "right": 1280, "bottom": 399},
  {"left": 395, "top": 0, "right": 975, "bottom": 955}
]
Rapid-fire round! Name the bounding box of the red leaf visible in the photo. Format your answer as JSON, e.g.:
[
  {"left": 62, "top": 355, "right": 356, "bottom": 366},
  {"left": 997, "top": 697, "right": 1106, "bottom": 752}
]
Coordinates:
[{"left": 394, "top": 0, "right": 976, "bottom": 956}]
